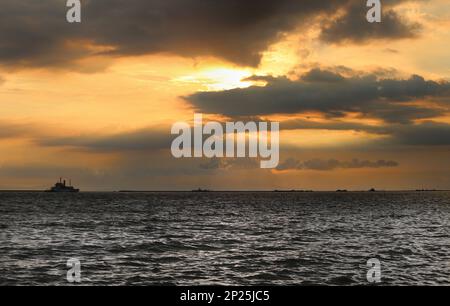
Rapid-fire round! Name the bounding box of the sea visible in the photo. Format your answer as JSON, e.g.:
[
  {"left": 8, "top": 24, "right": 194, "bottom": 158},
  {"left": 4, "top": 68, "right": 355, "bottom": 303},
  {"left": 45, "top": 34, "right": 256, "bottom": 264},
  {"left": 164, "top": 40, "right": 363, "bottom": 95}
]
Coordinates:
[{"left": 0, "top": 191, "right": 448, "bottom": 286}]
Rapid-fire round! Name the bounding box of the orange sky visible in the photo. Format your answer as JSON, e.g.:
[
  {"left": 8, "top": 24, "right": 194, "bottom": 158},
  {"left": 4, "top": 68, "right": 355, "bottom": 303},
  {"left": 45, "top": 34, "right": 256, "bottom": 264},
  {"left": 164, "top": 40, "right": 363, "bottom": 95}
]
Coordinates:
[{"left": 0, "top": 0, "right": 449, "bottom": 190}]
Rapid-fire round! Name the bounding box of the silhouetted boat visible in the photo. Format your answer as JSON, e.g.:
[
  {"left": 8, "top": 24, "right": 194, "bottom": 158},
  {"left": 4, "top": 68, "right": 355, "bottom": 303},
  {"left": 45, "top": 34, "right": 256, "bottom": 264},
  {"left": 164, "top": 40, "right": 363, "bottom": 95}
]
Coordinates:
[
  {"left": 46, "top": 178, "right": 79, "bottom": 193},
  {"left": 192, "top": 188, "right": 211, "bottom": 192}
]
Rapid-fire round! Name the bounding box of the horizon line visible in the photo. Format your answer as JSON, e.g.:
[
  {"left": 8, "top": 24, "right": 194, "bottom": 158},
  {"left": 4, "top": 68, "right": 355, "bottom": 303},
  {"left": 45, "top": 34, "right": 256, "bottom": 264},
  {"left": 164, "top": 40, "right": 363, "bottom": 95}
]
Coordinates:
[{"left": 0, "top": 189, "right": 448, "bottom": 193}]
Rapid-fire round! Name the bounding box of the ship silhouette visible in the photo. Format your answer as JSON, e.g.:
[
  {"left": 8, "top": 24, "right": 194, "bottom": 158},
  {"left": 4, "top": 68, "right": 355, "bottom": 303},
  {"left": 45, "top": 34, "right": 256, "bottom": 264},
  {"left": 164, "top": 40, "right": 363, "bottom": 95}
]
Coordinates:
[
  {"left": 46, "top": 178, "right": 80, "bottom": 193},
  {"left": 192, "top": 188, "right": 211, "bottom": 192}
]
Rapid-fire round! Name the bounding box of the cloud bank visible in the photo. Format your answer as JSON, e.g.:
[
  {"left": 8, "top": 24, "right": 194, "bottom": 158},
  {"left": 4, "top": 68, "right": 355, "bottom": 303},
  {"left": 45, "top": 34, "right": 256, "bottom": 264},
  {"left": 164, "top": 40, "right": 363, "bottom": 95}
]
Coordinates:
[
  {"left": 186, "top": 69, "right": 450, "bottom": 122},
  {"left": 0, "top": 0, "right": 421, "bottom": 69},
  {"left": 276, "top": 158, "right": 399, "bottom": 171},
  {"left": 320, "top": 2, "right": 421, "bottom": 43}
]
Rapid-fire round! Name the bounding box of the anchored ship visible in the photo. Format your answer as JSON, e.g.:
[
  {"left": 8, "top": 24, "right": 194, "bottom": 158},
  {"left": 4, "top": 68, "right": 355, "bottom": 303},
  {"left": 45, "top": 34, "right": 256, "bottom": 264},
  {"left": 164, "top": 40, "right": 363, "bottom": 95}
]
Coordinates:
[{"left": 46, "top": 178, "right": 80, "bottom": 193}]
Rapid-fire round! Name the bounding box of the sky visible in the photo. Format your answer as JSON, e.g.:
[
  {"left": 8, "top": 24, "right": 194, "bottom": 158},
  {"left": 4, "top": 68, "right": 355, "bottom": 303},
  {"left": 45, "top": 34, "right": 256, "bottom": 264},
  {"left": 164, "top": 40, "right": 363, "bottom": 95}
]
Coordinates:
[{"left": 0, "top": 0, "right": 449, "bottom": 191}]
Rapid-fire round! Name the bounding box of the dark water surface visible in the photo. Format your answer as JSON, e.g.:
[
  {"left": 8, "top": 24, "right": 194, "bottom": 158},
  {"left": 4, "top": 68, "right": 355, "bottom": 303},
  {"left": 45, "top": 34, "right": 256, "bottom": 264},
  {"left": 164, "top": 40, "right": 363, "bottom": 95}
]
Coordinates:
[{"left": 0, "top": 192, "right": 448, "bottom": 285}]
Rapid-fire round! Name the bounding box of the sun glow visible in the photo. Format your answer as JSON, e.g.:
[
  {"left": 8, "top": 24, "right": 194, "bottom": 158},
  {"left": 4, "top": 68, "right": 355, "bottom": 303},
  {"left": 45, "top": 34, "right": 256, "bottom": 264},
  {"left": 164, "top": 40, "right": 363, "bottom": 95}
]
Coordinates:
[{"left": 174, "top": 68, "right": 255, "bottom": 91}]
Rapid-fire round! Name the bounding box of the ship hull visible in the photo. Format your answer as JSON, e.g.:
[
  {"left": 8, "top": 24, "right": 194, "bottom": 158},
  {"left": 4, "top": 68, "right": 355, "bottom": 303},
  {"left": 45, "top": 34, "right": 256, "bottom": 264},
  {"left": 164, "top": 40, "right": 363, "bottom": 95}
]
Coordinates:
[
  {"left": 46, "top": 178, "right": 80, "bottom": 192},
  {"left": 46, "top": 189, "right": 80, "bottom": 193}
]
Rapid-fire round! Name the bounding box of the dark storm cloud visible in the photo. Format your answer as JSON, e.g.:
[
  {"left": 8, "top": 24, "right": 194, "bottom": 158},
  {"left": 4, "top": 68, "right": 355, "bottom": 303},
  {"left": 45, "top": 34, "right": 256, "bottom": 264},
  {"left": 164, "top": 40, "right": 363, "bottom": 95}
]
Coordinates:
[
  {"left": 281, "top": 119, "right": 450, "bottom": 147},
  {"left": 320, "top": 2, "right": 421, "bottom": 43},
  {"left": 387, "top": 122, "right": 450, "bottom": 146},
  {"left": 0, "top": 0, "right": 335, "bottom": 68},
  {"left": 276, "top": 158, "right": 399, "bottom": 171},
  {"left": 0, "top": 0, "right": 87, "bottom": 68},
  {"left": 185, "top": 69, "right": 450, "bottom": 123},
  {"left": 301, "top": 68, "right": 346, "bottom": 83},
  {"left": 0, "top": 0, "right": 420, "bottom": 68}
]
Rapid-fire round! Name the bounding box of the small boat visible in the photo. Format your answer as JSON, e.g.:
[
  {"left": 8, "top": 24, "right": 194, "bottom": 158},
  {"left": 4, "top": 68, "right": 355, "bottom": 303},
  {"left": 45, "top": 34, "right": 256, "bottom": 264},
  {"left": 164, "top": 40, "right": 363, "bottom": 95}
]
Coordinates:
[
  {"left": 46, "top": 178, "right": 80, "bottom": 193},
  {"left": 191, "top": 188, "right": 211, "bottom": 193}
]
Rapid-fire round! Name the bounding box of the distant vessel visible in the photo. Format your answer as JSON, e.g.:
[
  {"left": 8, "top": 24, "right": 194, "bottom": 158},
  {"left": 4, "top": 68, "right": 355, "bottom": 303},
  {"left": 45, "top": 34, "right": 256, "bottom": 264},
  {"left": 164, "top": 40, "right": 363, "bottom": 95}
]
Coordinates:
[
  {"left": 46, "top": 178, "right": 80, "bottom": 193},
  {"left": 192, "top": 188, "right": 211, "bottom": 193}
]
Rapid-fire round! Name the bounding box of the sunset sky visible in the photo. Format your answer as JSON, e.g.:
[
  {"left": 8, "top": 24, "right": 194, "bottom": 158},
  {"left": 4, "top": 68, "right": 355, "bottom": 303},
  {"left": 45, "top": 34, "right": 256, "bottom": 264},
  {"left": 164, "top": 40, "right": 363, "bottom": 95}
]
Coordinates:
[{"left": 0, "top": 0, "right": 449, "bottom": 191}]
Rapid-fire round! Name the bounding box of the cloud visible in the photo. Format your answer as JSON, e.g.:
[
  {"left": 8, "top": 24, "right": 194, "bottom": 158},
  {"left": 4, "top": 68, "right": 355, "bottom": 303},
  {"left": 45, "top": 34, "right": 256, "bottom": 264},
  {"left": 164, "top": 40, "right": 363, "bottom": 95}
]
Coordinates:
[
  {"left": 276, "top": 158, "right": 399, "bottom": 171},
  {"left": 199, "top": 158, "right": 260, "bottom": 171},
  {"left": 280, "top": 116, "right": 450, "bottom": 147},
  {"left": 0, "top": 122, "right": 34, "bottom": 139},
  {"left": 387, "top": 121, "right": 450, "bottom": 146},
  {"left": 281, "top": 119, "right": 450, "bottom": 147},
  {"left": 280, "top": 118, "right": 390, "bottom": 134},
  {"left": 185, "top": 69, "right": 450, "bottom": 123},
  {"left": 199, "top": 158, "right": 222, "bottom": 170},
  {"left": 200, "top": 156, "right": 401, "bottom": 172},
  {"left": 0, "top": 0, "right": 421, "bottom": 69},
  {"left": 0, "top": 0, "right": 333, "bottom": 68},
  {"left": 301, "top": 68, "right": 346, "bottom": 83},
  {"left": 38, "top": 127, "right": 171, "bottom": 152},
  {"left": 320, "top": 2, "right": 421, "bottom": 43},
  {"left": 34, "top": 119, "right": 450, "bottom": 156}
]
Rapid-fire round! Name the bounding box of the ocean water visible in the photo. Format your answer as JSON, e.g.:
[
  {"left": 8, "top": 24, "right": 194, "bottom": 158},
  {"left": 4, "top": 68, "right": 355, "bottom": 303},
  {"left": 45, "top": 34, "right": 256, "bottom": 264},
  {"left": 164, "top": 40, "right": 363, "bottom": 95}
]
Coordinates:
[{"left": 0, "top": 191, "right": 448, "bottom": 286}]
